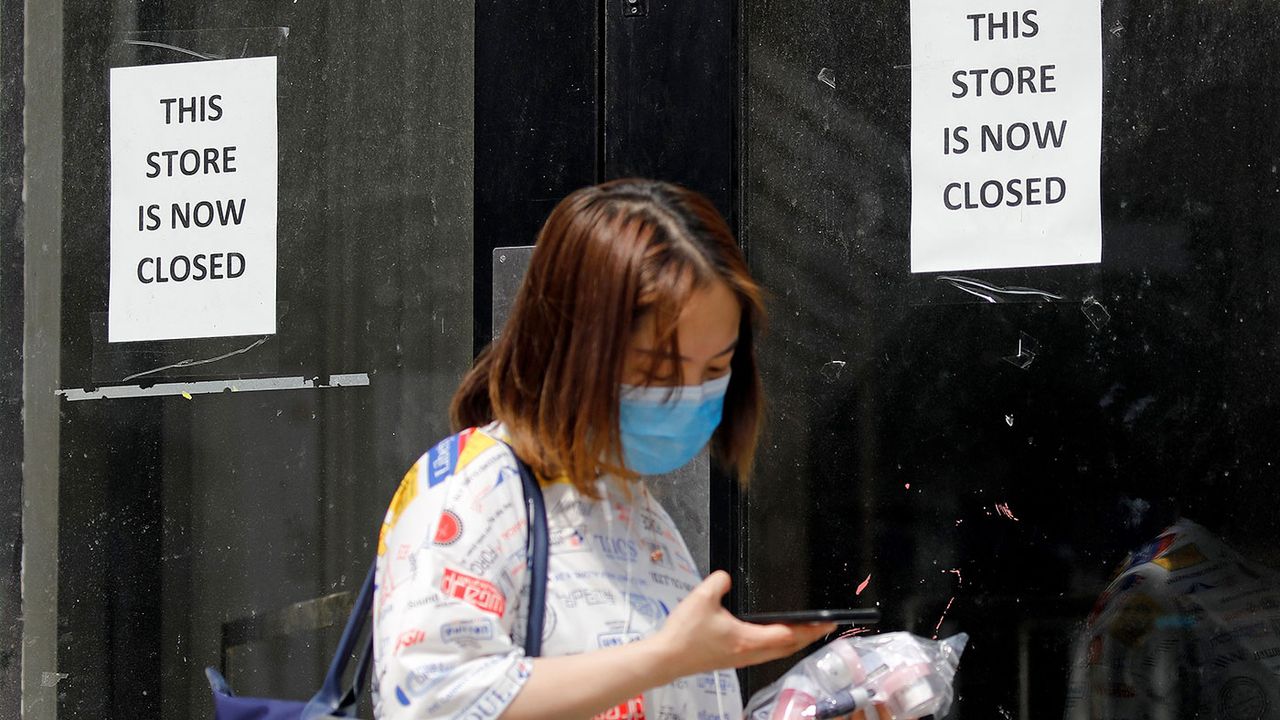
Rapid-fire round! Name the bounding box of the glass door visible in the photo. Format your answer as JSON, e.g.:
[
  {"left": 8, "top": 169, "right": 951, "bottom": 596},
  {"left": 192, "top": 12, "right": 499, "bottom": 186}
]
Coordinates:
[
  {"left": 740, "top": 3, "right": 1280, "bottom": 717},
  {"left": 33, "top": 1, "right": 476, "bottom": 716}
]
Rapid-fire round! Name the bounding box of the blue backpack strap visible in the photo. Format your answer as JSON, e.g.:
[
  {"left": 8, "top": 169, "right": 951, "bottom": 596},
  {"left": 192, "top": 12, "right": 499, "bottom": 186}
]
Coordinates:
[
  {"left": 300, "top": 563, "right": 376, "bottom": 719},
  {"left": 511, "top": 446, "right": 549, "bottom": 657},
  {"left": 301, "top": 437, "right": 550, "bottom": 718}
]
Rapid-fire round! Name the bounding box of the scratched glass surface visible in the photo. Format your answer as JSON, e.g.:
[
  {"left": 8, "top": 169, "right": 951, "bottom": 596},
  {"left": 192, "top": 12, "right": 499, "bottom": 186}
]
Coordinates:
[
  {"left": 54, "top": 2, "right": 473, "bottom": 717},
  {"left": 741, "top": 3, "right": 1280, "bottom": 718}
]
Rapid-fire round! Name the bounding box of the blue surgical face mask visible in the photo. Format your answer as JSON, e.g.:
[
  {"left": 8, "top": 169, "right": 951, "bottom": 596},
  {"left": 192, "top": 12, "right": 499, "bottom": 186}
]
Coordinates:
[{"left": 618, "top": 373, "right": 732, "bottom": 475}]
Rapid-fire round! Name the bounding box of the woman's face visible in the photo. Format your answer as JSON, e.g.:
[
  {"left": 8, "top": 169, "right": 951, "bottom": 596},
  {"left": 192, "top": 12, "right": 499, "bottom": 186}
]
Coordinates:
[{"left": 623, "top": 279, "right": 741, "bottom": 387}]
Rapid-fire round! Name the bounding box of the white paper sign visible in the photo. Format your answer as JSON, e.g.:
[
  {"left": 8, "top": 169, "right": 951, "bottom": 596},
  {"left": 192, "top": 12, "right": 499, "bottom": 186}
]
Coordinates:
[
  {"left": 109, "top": 57, "right": 277, "bottom": 341},
  {"left": 910, "top": 1, "right": 1102, "bottom": 273}
]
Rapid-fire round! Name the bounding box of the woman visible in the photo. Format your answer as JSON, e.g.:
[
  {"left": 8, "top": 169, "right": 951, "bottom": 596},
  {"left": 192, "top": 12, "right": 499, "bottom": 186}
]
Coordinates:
[{"left": 373, "top": 179, "right": 834, "bottom": 719}]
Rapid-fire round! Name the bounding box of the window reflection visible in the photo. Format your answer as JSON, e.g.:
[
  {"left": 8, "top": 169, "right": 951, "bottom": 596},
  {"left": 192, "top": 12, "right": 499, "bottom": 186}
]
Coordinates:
[{"left": 1068, "top": 518, "right": 1280, "bottom": 719}]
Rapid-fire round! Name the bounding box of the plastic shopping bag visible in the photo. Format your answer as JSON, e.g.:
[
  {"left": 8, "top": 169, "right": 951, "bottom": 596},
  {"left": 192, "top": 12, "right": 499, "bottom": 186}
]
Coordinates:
[{"left": 745, "top": 632, "right": 968, "bottom": 720}]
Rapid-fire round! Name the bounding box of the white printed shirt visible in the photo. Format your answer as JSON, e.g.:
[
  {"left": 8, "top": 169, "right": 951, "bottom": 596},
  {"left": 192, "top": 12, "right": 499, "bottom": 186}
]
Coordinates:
[{"left": 373, "top": 422, "right": 742, "bottom": 720}]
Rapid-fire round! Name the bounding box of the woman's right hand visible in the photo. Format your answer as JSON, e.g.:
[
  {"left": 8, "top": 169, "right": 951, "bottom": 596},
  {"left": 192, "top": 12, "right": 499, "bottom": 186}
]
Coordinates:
[
  {"left": 501, "top": 570, "right": 837, "bottom": 720},
  {"left": 647, "top": 570, "right": 837, "bottom": 683}
]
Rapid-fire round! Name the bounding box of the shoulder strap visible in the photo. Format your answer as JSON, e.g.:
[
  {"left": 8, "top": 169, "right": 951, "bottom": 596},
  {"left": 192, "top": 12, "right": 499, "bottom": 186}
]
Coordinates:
[
  {"left": 512, "top": 448, "right": 550, "bottom": 657},
  {"left": 301, "top": 563, "right": 376, "bottom": 718}
]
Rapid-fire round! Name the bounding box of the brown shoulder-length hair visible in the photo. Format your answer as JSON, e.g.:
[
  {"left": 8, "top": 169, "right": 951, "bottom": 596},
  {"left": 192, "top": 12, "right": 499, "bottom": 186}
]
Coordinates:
[{"left": 450, "top": 179, "right": 766, "bottom": 497}]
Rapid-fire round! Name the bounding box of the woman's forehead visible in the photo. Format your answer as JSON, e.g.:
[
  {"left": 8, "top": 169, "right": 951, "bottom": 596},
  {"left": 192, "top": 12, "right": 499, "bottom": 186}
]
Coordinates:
[{"left": 633, "top": 281, "right": 740, "bottom": 359}]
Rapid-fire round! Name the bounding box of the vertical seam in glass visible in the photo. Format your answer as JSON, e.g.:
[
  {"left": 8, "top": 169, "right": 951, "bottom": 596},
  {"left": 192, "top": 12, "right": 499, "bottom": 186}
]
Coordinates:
[
  {"left": 21, "top": 0, "right": 62, "bottom": 715},
  {"left": 596, "top": 0, "right": 606, "bottom": 183}
]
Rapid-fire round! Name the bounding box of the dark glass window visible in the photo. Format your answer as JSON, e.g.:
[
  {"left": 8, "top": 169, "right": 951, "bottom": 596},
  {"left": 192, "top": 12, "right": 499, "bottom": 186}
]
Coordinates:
[{"left": 741, "top": 4, "right": 1280, "bottom": 717}]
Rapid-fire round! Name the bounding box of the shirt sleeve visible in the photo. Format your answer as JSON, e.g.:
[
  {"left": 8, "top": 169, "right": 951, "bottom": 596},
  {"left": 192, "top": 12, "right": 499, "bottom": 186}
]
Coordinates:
[{"left": 373, "top": 430, "right": 534, "bottom": 719}]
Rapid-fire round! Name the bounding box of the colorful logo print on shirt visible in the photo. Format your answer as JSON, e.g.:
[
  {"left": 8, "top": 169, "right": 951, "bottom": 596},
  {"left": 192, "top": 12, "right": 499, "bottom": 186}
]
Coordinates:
[
  {"left": 1153, "top": 543, "right": 1207, "bottom": 572},
  {"left": 442, "top": 567, "right": 507, "bottom": 617},
  {"left": 441, "top": 618, "right": 496, "bottom": 645},
  {"left": 378, "top": 463, "right": 421, "bottom": 556},
  {"left": 434, "top": 510, "right": 464, "bottom": 546},
  {"left": 592, "top": 695, "right": 646, "bottom": 720},
  {"left": 393, "top": 661, "right": 458, "bottom": 706},
  {"left": 427, "top": 429, "right": 475, "bottom": 488}
]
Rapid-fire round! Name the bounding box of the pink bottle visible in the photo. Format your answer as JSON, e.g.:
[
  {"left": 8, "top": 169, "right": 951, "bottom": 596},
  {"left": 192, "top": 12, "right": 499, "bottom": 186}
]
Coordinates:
[
  {"left": 877, "top": 663, "right": 943, "bottom": 718},
  {"left": 769, "top": 674, "right": 819, "bottom": 720},
  {"left": 813, "top": 640, "right": 868, "bottom": 691}
]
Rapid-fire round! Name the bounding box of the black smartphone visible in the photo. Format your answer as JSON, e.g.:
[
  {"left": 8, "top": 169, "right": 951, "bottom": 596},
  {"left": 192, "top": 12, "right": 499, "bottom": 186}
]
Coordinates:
[{"left": 739, "top": 608, "right": 881, "bottom": 625}]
